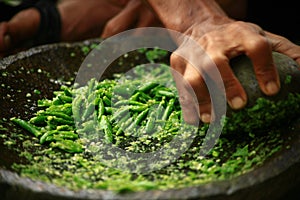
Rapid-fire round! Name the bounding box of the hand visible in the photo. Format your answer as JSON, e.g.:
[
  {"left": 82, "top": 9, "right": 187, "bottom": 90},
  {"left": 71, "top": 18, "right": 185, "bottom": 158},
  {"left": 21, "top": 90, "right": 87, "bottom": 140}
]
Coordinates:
[
  {"left": 0, "top": 0, "right": 125, "bottom": 57},
  {"left": 101, "top": 0, "right": 162, "bottom": 38},
  {"left": 58, "top": 0, "right": 124, "bottom": 41},
  {"left": 0, "top": 22, "right": 10, "bottom": 57},
  {"left": 171, "top": 20, "right": 300, "bottom": 124},
  {"left": 0, "top": 8, "right": 40, "bottom": 57},
  {"left": 146, "top": 0, "right": 300, "bottom": 124}
]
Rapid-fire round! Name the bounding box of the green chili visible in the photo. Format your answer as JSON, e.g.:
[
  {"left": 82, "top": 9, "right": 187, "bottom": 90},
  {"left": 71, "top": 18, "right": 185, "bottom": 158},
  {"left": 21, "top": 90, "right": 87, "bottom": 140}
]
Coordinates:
[
  {"left": 58, "top": 94, "right": 73, "bottom": 103},
  {"left": 61, "top": 85, "right": 73, "bottom": 97},
  {"left": 114, "top": 100, "right": 146, "bottom": 107},
  {"left": 155, "top": 90, "right": 175, "bottom": 98},
  {"left": 40, "top": 130, "right": 56, "bottom": 144},
  {"left": 39, "top": 111, "right": 73, "bottom": 121},
  {"left": 82, "top": 102, "right": 95, "bottom": 120},
  {"left": 97, "top": 98, "right": 105, "bottom": 120},
  {"left": 47, "top": 103, "right": 72, "bottom": 116},
  {"left": 134, "top": 108, "right": 149, "bottom": 126},
  {"left": 37, "top": 99, "right": 52, "bottom": 107},
  {"left": 162, "top": 98, "right": 175, "bottom": 121},
  {"left": 102, "top": 96, "right": 111, "bottom": 106},
  {"left": 144, "top": 110, "right": 156, "bottom": 134},
  {"left": 40, "top": 130, "right": 78, "bottom": 144},
  {"left": 138, "top": 82, "right": 159, "bottom": 93},
  {"left": 47, "top": 116, "right": 75, "bottom": 126},
  {"left": 50, "top": 140, "right": 83, "bottom": 153},
  {"left": 101, "top": 115, "right": 113, "bottom": 144},
  {"left": 29, "top": 115, "right": 47, "bottom": 125},
  {"left": 156, "top": 98, "right": 165, "bottom": 119},
  {"left": 72, "top": 95, "right": 84, "bottom": 122},
  {"left": 11, "top": 117, "right": 42, "bottom": 137}
]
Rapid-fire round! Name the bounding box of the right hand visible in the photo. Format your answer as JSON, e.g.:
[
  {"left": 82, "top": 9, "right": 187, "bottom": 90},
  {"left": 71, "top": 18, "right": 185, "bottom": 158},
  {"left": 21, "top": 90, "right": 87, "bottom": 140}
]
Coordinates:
[{"left": 170, "top": 20, "right": 300, "bottom": 124}]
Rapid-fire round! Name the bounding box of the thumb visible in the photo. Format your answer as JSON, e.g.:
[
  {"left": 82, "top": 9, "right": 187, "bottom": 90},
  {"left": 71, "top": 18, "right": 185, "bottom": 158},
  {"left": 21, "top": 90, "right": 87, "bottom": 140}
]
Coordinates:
[
  {"left": 101, "top": 0, "right": 140, "bottom": 38},
  {"left": 0, "top": 23, "right": 11, "bottom": 52}
]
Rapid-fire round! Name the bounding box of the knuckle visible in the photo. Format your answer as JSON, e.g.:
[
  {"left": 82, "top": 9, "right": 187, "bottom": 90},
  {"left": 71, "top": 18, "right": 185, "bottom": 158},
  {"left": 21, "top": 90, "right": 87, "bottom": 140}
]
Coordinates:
[
  {"left": 182, "top": 112, "right": 199, "bottom": 125},
  {"left": 246, "top": 37, "right": 269, "bottom": 52},
  {"left": 255, "top": 64, "right": 277, "bottom": 76},
  {"left": 223, "top": 78, "right": 244, "bottom": 98},
  {"left": 223, "top": 77, "right": 238, "bottom": 90},
  {"left": 229, "top": 21, "right": 260, "bottom": 32},
  {"left": 198, "top": 101, "right": 211, "bottom": 111},
  {"left": 209, "top": 54, "right": 226, "bottom": 66},
  {"left": 170, "top": 52, "right": 186, "bottom": 72},
  {"left": 184, "top": 72, "right": 204, "bottom": 90},
  {"left": 104, "top": 21, "right": 117, "bottom": 34},
  {"left": 231, "top": 21, "right": 251, "bottom": 29},
  {"left": 201, "top": 54, "right": 227, "bottom": 75},
  {"left": 170, "top": 52, "right": 182, "bottom": 64},
  {"left": 179, "top": 94, "right": 195, "bottom": 106}
]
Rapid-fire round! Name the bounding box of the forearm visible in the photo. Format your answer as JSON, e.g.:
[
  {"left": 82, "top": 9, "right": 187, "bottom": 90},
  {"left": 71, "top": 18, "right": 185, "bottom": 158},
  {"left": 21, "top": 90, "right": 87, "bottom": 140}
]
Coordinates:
[{"left": 145, "top": 0, "right": 229, "bottom": 32}]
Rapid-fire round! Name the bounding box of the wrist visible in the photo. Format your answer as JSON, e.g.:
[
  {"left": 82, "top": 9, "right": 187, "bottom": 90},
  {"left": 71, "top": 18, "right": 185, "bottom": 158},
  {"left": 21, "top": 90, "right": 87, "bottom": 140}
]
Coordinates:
[{"left": 146, "top": 0, "right": 230, "bottom": 33}]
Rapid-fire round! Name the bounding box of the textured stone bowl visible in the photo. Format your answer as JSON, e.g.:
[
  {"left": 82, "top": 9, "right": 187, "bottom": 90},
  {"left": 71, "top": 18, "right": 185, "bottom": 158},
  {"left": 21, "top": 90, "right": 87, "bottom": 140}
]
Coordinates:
[{"left": 0, "top": 39, "right": 299, "bottom": 200}]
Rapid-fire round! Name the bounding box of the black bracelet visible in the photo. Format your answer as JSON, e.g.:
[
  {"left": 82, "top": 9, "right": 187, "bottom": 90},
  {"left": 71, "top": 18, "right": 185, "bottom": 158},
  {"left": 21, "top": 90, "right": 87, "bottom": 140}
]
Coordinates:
[{"left": 32, "top": 0, "right": 61, "bottom": 45}]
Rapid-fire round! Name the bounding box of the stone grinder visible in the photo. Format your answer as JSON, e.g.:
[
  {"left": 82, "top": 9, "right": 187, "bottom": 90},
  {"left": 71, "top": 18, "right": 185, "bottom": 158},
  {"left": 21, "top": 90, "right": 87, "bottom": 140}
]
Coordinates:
[{"left": 0, "top": 39, "right": 299, "bottom": 200}]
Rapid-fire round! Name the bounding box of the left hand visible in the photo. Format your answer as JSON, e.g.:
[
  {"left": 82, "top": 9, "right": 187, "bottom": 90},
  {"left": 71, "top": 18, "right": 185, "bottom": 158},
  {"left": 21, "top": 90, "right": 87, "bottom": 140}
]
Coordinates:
[{"left": 101, "top": 0, "right": 162, "bottom": 38}]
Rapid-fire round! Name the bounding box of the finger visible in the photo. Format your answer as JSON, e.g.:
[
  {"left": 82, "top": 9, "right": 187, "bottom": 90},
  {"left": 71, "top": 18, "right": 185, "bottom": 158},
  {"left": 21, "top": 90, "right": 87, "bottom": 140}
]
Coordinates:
[
  {"left": 101, "top": 0, "right": 140, "bottom": 38},
  {"left": 170, "top": 53, "right": 200, "bottom": 125},
  {"left": 207, "top": 54, "right": 247, "bottom": 110},
  {"left": 244, "top": 34, "right": 280, "bottom": 96},
  {"left": 174, "top": 69, "right": 201, "bottom": 125},
  {"left": 171, "top": 53, "right": 212, "bottom": 124},
  {"left": 135, "top": 6, "right": 160, "bottom": 28},
  {"left": 136, "top": 13, "right": 155, "bottom": 27},
  {"left": 184, "top": 62, "right": 212, "bottom": 123},
  {"left": 0, "top": 22, "right": 11, "bottom": 52}
]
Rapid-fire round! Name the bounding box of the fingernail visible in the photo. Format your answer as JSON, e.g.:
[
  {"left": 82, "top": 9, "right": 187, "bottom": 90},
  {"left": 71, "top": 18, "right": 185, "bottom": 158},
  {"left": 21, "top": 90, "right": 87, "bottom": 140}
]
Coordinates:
[
  {"left": 4, "top": 35, "right": 11, "bottom": 48},
  {"left": 229, "top": 96, "right": 245, "bottom": 110},
  {"left": 201, "top": 113, "right": 211, "bottom": 123},
  {"left": 265, "top": 81, "right": 279, "bottom": 95}
]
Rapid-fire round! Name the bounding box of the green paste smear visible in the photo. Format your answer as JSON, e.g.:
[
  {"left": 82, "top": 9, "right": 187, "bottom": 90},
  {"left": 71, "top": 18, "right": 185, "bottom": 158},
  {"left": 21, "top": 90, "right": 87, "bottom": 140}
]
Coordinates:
[{"left": 3, "top": 49, "right": 300, "bottom": 193}]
